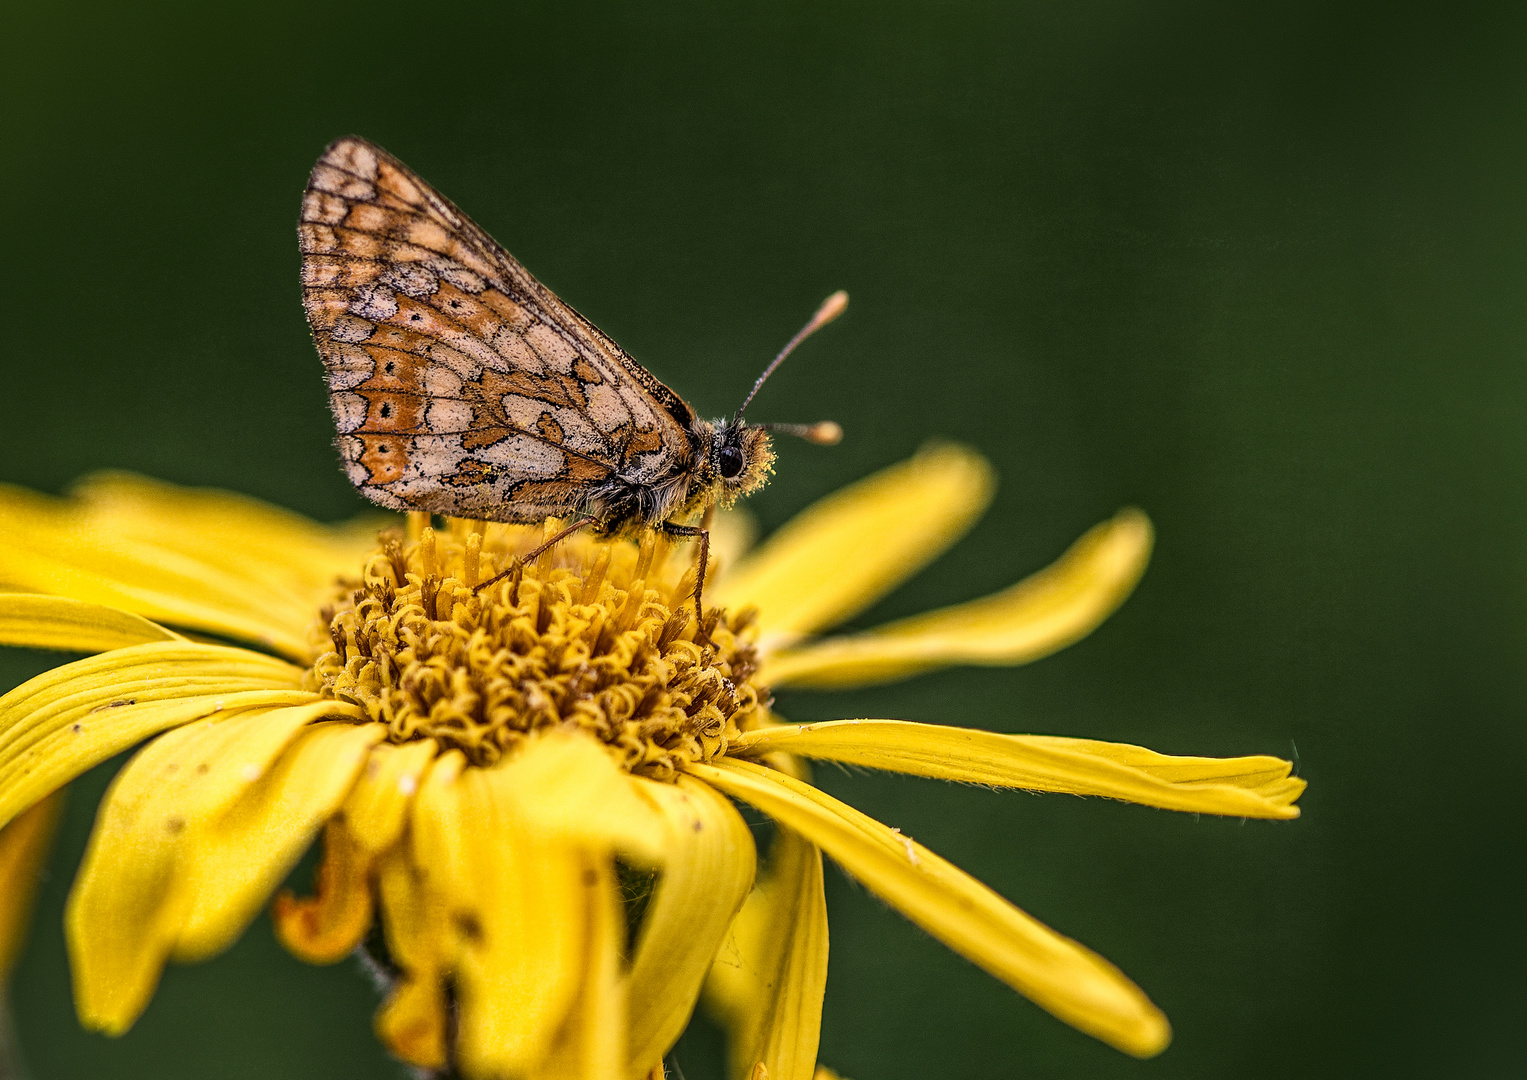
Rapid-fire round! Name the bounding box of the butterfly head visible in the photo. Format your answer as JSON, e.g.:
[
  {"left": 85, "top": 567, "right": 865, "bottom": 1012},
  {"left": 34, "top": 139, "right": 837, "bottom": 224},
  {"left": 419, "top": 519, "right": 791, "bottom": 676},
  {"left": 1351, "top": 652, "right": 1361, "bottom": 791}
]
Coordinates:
[{"left": 698, "top": 419, "right": 777, "bottom": 508}]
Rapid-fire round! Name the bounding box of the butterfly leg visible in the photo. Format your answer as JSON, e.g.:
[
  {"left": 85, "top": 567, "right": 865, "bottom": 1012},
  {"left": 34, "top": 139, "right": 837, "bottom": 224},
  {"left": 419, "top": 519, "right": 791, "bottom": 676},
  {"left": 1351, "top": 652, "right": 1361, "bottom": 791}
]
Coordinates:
[
  {"left": 659, "top": 521, "right": 710, "bottom": 630},
  {"left": 472, "top": 518, "right": 594, "bottom": 595}
]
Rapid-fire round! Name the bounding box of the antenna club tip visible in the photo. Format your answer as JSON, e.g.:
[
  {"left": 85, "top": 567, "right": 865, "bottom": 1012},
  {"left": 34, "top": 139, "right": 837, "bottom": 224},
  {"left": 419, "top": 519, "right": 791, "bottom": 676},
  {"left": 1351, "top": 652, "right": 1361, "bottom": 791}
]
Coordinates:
[
  {"left": 813, "top": 290, "right": 849, "bottom": 326},
  {"left": 806, "top": 420, "right": 844, "bottom": 445}
]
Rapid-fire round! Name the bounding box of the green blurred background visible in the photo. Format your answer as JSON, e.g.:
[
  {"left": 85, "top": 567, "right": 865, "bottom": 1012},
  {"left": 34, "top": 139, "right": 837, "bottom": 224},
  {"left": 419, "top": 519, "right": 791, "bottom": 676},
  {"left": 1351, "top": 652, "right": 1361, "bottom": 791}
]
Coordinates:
[{"left": 2, "top": 1, "right": 1524, "bottom": 1077}]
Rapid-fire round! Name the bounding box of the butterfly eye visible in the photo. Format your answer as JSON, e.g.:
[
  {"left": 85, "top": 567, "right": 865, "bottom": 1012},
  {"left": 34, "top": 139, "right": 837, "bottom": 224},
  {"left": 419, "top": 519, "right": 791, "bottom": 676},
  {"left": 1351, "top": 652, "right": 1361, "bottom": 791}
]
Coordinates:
[{"left": 718, "top": 445, "right": 745, "bottom": 479}]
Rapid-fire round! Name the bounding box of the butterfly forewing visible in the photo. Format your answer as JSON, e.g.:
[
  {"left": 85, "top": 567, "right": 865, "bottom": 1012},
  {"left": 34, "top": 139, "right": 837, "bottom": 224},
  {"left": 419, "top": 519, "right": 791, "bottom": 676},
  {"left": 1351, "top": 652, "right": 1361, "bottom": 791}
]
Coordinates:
[{"left": 299, "top": 137, "right": 693, "bottom": 521}]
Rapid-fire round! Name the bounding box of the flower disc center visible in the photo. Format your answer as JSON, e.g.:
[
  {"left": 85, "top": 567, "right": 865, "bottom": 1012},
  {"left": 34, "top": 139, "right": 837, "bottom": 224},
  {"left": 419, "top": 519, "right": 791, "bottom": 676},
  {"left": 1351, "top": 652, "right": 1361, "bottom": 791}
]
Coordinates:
[{"left": 305, "top": 522, "right": 764, "bottom": 779}]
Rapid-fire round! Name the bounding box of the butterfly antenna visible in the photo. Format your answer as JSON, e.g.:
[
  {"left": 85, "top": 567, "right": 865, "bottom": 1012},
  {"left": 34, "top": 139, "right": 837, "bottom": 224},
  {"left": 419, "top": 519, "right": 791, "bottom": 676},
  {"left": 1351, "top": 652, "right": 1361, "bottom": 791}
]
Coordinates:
[
  {"left": 757, "top": 420, "right": 844, "bottom": 445},
  {"left": 734, "top": 290, "right": 849, "bottom": 422}
]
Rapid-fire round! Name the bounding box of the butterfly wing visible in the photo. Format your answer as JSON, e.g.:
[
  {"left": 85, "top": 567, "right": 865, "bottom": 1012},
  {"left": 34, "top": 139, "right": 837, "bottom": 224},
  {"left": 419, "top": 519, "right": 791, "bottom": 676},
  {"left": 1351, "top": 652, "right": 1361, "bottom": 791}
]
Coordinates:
[{"left": 299, "top": 137, "right": 695, "bottom": 522}]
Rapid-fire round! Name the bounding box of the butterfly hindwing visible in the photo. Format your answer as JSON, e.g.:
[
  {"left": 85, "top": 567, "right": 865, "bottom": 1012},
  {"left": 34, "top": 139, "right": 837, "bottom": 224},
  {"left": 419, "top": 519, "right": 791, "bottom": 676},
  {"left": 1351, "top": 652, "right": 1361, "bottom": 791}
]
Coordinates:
[{"left": 299, "top": 137, "right": 693, "bottom": 521}]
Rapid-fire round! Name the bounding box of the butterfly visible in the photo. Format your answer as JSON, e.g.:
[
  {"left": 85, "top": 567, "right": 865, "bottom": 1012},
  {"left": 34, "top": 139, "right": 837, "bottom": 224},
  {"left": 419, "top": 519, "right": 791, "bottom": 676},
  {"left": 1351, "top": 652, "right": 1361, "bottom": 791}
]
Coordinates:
[{"left": 299, "top": 136, "right": 843, "bottom": 614}]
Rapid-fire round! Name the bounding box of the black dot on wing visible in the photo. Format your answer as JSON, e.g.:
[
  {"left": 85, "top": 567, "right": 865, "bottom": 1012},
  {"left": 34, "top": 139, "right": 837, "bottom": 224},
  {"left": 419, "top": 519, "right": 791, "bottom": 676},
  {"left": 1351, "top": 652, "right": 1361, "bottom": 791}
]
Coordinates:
[
  {"left": 379, "top": 444, "right": 390, "bottom": 452},
  {"left": 409, "top": 314, "right": 422, "bottom": 322},
  {"left": 380, "top": 402, "right": 392, "bottom": 418},
  {"left": 384, "top": 361, "right": 395, "bottom": 374}
]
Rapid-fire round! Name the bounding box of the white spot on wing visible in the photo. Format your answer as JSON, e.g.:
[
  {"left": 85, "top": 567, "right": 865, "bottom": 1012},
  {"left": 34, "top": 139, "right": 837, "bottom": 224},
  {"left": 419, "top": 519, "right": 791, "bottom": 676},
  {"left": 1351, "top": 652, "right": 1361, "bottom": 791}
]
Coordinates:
[
  {"left": 310, "top": 164, "right": 374, "bottom": 200},
  {"left": 324, "top": 343, "right": 375, "bottom": 390},
  {"left": 426, "top": 343, "right": 482, "bottom": 381},
  {"left": 524, "top": 323, "right": 578, "bottom": 373},
  {"left": 328, "top": 315, "right": 375, "bottom": 343},
  {"left": 426, "top": 399, "right": 474, "bottom": 432},
  {"left": 493, "top": 330, "right": 546, "bottom": 374},
  {"left": 586, "top": 384, "right": 630, "bottom": 432},
  {"left": 620, "top": 386, "right": 656, "bottom": 427},
  {"left": 551, "top": 408, "right": 608, "bottom": 455},
  {"left": 301, "top": 191, "right": 348, "bottom": 226},
  {"left": 437, "top": 265, "right": 486, "bottom": 293},
  {"left": 325, "top": 140, "right": 380, "bottom": 180},
  {"left": 502, "top": 394, "right": 549, "bottom": 428},
  {"left": 382, "top": 263, "right": 439, "bottom": 298},
  {"left": 479, "top": 435, "right": 565, "bottom": 477},
  {"left": 350, "top": 286, "right": 398, "bottom": 321},
  {"left": 331, "top": 393, "right": 368, "bottom": 432},
  {"left": 423, "top": 365, "right": 462, "bottom": 397}
]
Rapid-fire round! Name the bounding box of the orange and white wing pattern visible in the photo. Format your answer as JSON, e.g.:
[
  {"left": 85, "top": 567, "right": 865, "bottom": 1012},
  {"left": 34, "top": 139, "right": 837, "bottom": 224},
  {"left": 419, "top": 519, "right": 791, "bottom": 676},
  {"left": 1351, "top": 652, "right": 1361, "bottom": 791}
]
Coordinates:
[{"left": 299, "top": 137, "right": 694, "bottom": 522}]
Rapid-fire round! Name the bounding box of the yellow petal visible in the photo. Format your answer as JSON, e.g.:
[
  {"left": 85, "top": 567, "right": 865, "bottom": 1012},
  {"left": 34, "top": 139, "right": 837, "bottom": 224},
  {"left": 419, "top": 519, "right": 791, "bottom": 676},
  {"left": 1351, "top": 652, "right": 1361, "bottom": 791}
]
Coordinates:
[
  {"left": 272, "top": 818, "right": 375, "bottom": 964},
  {"left": 531, "top": 854, "right": 625, "bottom": 1080},
  {"left": 0, "top": 787, "right": 65, "bottom": 981},
  {"left": 690, "top": 759, "right": 1171, "bottom": 1058},
  {"left": 66, "top": 704, "right": 331, "bottom": 1032},
  {"left": 173, "top": 718, "right": 384, "bottom": 959},
  {"left": 65, "top": 705, "right": 371, "bottom": 1033},
  {"left": 339, "top": 738, "right": 438, "bottom": 854},
  {"left": 729, "top": 720, "right": 1303, "bottom": 819},
  {"left": 442, "top": 766, "right": 589, "bottom": 1078},
  {"left": 626, "top": 775, "right": 757, "bottom": 1077},
  {"left": 373, "top": 757, "right": 462, "bottom": 1070},
  {"left": 0, "top": 593, "right": 182, "bottom": 652},
  {"left": 705, "top": 825, "right": 828, "bottom": 1080},
  {"left": 493, "top": 731, "right": 667, "bottom": 866},
  {"left": 374, "top": 959, "right": 450, "bottom": 1070},
  {"left": 69, "top": 471, "right": 378, "bottom": 584},
  {"left": 762, "top": 508, "right": 1153, "bottom": 688},
  {"left": 0, "top": 641, "right": 309, "bottom": 832},
  {"left": 0, "top": 475, "right": 375, "bottom": 659},
  {"left": 712, "top": 444, "right": 994, "bottom": 644}
]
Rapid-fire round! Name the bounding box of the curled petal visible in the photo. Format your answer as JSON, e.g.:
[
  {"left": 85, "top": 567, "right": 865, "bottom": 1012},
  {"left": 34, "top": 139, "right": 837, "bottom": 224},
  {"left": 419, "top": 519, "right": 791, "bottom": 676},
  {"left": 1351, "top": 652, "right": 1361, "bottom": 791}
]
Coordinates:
[
  {"left": 713, "top": 444, "right": 994, "bottom": 644},
  {"left": 274, "top": 739, "right": 437, "bottom": 967},
  {"left": 0, "top": 593, "right": 181, "bottom": 652},
  {"left": 626, "top": 775, "right": 757, "bottom": 1076},
  {"left": 690, "top": 759, "right": 1171, "bottom": 1059},
  {"left": 729, "top": 720, "right": 1303, "bottom": 818},
  {"left": 762, "top": 508, "right": 1152, "bottom": 688},
  {"left": 705, "top": 825, "right": 828, "bottom": 1080},
  {"left": 374, "top": 961, "right": 450, "bottom": 1072},
  {"left": 0, "top": 641, "right": 309, "bottom": 832},
  {"left": 0, "top": 787, "right": 65, "bottom": 980},
  {"left": 272, "top": 820, "right": 375, "bottom": 965}
]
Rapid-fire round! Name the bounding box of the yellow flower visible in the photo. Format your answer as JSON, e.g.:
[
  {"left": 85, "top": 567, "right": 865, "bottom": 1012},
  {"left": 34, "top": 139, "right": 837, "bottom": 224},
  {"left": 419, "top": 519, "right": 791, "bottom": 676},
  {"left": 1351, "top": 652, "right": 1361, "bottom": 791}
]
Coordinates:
[{"left": 0, "top": 445, "right": 1304, "bottom": 1080}]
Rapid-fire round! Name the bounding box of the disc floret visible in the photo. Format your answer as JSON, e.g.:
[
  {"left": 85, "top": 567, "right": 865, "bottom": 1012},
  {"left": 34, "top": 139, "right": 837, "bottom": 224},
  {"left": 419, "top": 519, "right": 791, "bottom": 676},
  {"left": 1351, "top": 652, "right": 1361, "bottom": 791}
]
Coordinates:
[{"left": 305, "top": 520, "right": 764, "bottom": 779}]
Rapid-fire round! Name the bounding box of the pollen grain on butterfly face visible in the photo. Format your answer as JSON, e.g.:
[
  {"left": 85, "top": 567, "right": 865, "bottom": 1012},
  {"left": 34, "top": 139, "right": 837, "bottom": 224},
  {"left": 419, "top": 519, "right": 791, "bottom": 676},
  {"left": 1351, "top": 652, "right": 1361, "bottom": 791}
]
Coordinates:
[{"left": 300, "top": 136, "right": 845, "bottom": 617}]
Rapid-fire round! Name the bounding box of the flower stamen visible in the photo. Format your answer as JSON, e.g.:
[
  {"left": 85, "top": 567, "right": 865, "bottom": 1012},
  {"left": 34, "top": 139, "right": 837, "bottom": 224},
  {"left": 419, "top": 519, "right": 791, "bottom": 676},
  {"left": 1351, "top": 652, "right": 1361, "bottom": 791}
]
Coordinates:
[{"left": 306, "top": 524, "right": 764, "bottom": 779}]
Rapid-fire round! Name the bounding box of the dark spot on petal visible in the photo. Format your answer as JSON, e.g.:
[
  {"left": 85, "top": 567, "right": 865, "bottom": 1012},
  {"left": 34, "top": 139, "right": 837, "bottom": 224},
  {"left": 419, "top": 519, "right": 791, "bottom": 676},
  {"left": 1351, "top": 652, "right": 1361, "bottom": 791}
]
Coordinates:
[
  {"left": 196, "top": 763, "right": 210, "bottom": 774},
  {"left": 453, "top": 911, "right": 484, "bottom": 943},
  {"left": 166, "top": 816, "right": 186, "bottom": 835}
]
